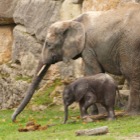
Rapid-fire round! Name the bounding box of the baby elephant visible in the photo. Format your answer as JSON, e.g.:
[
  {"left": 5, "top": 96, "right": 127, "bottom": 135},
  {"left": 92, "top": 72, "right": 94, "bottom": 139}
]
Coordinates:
[{"left": 63, "top": 73, "right": 119, "bottom": 123}]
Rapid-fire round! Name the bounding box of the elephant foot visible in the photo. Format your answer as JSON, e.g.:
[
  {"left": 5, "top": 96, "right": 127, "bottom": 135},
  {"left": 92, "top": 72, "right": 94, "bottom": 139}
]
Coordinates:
[
  {"left": 107, "top": 117, "right": 116, "bottom": 121},
  {"left": 89, "top": 104, "right": 99, "bottom": 115}
]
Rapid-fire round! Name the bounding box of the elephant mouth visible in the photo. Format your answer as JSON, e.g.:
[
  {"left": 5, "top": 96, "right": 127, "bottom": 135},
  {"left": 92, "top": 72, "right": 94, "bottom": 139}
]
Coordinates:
[
  {"left": 51, "top": 53, "right": 63, "bottom": 64},
  {"left": 52, "top": 55, "right": 58, "bottom": 64},
  {"left": 73, "top": 53, "right": 82, "bottom": 60}
]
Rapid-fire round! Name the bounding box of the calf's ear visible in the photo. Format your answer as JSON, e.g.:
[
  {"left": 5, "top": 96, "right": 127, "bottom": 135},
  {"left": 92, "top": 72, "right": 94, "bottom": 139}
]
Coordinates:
[{"left": 74, "top": 83, "right": 88, "bottom": 102}]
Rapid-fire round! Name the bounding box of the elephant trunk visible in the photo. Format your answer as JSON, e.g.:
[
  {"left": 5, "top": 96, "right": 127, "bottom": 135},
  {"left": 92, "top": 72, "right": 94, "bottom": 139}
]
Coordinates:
[
  {"left": 11, "top": 62, "right": 51, "bottom": 122},
  {"left": 63, "top": 105, "right": 68, "bottom": 124}
]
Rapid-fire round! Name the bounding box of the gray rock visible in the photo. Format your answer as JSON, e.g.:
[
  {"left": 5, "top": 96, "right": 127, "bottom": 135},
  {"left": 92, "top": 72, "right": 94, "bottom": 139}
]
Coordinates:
[
  {"left": 14, "top": 0, "right": 63, "bottom": 41},
  {"left": 0, "top": 25, "right": 15, "bottom": 64},
  {"left": 109, "top": 74, "right": 125, "bottom": 85},
  {"left": 122, "top": 80, "right": 130, "bottom": 90},
  {"left": 58, "top": 58, "right": 83, "bottom": 80},
  {"left": 12, "top": 25, "right": 42, "bottom": 76},
  {"left": 60, "top": 0, "right": 82, "bottom": 20},
  {"left": 119, "top": 90, "right": 130, "bottom": 109},
  {"left": 0, "top": 0, "right": 19, "bottom": 24},
  {"left": 0, "top": 64, "right": 28, "bottom": 109},
  {"left": 120, "top": 90, "right": 130, "bottom": 96}
]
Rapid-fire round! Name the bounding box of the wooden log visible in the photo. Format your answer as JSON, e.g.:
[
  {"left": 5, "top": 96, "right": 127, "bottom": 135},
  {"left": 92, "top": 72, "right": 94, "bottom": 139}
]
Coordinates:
[
  {"left": 91, "top": 111, "right": 126, "bottom": 120},
  {"left": 82, "top": 111, "right": 126, "bottom": 122},
  {"left": 75, "top": 126, "right": 108, "bottom": 136}
]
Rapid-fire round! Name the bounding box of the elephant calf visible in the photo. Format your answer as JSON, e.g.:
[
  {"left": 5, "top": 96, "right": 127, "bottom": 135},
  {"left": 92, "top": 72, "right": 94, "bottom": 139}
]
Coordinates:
[{"left": 63, "top": 73, "right": 119, "bottom": 123}]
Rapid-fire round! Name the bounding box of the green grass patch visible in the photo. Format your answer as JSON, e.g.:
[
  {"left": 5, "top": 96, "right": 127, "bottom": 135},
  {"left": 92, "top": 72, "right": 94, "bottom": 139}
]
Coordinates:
[
  {"left": 30, "top": 79, "right": 62, "bottom": 106},
  {"left": 0, "top": 107, "right": 140, "bottom": 140},
  {"left": 15, "top": 75, "right": 32, "bottom": 83}
]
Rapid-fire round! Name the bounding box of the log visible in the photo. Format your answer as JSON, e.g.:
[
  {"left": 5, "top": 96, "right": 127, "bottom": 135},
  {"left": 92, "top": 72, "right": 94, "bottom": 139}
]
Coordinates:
[
  {"left": 90, "top": 111, "right": 126, "bottom": 120},
  {"left": 82, "top": 111, "right": 126, "bottom": 122},
  {"left": 75, "top": 126, "right": 108, "bottom": 136}
]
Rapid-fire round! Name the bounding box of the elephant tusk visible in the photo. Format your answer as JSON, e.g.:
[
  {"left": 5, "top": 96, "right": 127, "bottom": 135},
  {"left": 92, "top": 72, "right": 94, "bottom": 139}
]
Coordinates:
[{"left": 37, "top": 65, "right": 46, "bottom": 76}]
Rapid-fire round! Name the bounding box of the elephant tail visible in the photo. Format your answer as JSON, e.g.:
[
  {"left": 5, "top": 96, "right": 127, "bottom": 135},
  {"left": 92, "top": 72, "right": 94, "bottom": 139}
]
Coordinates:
[{"left": 115, "top": 87, "right": 123, "bottom": 108}]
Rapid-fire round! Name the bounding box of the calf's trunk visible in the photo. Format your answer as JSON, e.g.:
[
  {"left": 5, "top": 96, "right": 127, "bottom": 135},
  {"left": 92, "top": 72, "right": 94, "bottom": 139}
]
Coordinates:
[{"left": 64, "top": 105, "right": 68, "bottom": 124}]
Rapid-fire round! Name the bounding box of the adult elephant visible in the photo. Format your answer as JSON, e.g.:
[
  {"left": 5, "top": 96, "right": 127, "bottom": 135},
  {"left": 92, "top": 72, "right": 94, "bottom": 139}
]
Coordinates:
[{"left": 12, "top": 3, "right": 140, "bottom": 121}]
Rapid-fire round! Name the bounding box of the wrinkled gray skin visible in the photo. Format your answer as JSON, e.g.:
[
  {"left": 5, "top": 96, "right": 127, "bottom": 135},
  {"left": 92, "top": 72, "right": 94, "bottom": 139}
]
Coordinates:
[
  {"left": 12, "top": 3, "right": 140, "bottom": 122},
  {"left": 63, "top": 73, "right": 118, "bottom": 124}
]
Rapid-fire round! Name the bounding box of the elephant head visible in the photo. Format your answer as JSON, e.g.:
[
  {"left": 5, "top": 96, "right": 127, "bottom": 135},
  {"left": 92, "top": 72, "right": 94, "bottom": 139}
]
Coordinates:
[
  {"left": 12, "top": 20, "right": 85, "bottom": 122},
  {"left": 63, "top": 81, "right": 89, "bottom": 123}
]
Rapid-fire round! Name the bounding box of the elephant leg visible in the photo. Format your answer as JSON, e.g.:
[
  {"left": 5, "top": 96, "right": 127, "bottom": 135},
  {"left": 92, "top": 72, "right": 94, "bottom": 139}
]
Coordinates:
[
  {"left": 107, "top": 107, "right": 115, "bottom": 121},
  {"left": 89, "top": 104, "right": 99, "bottom": 115},
  {"left": 83, "top": 49, "right": 103, "bottom": 115},
  {"left": 127, "top": 80, "right": 140, "bottom": 114},
  {"left": 104, "top": 105, "right": 115, "bottom": 120},
  {"left": 83, "top": 92, "right": 98, "bottom": 116},
  {"left": 121, "top": 55, "right": 140, "bottom": 114},
  {"left": 82, "top": 48, "right": 104, "bottom": 76},
  {"left": 79, "top": 100, "right": 88, "bottom": 117}
]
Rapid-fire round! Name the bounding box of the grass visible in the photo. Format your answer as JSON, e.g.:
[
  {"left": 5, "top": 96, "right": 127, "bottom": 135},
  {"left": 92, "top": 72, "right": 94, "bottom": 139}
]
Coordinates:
[
  {"left": 0, "top": 77, "right": 139, "bottom": 140},
  {"left": 15, "top": 75, "right": 32, "bottom": 83},
  {"left": 30, "top": 79, "right": 62, "bottom": 106},
  {"left": 0, "top": 106, "right": 140, "bottom": 140}
]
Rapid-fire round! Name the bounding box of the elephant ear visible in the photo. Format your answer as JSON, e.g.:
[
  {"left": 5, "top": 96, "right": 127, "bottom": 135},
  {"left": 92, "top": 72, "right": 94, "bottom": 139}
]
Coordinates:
[
  {"left": 74, "top": 82, "right": 88, "bottom": 102},
  {"left": 62, "top": 21, "right": 85, "bottom": 62}
]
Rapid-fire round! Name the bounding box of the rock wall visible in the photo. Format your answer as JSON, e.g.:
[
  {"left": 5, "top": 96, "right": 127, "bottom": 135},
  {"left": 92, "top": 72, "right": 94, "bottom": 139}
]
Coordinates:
[
  {"left": 14, "top": 0, "right": 62, "bottom": 41},
  {"left": 0, "top": 0, "right": 18, "bottom": 24},
  {"left": 0, "top": 0, "right": 139, "bottom": 109},
  {"left": 60, "top": 0, "right": 82, "bottom": 20},
  {"left": 0, "top": 64, "right": 28, "bottom": 109},
  {"left": 0, "top": 0, "right": 18, "bottom": 64},
  {"left": 0, "top": 0, "right": 20, "bottom": 109},
  {"left": 0, "top": 26, "right": 14, "bottom": 64}
]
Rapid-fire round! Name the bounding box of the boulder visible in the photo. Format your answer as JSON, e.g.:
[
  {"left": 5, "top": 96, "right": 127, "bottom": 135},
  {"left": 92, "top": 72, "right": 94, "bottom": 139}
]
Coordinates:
[
  {"left": 58, "top": 58, "right": 84, "bottom": 80},
  {"left": 0, "top": 25, "right": 14, "bottom": 64},
  {"left": 119, "top": 90, "right": 130, "bottom": 109},
  {"left": 12, "top": 25, "right": 42, "bottom": 76},
  {"left": 14, "top": 0, "right": 63, "bottom": 41},
  {"left": 0, "top": 0, "right": 18, "bottom": 24},
  {"left": 82, "top": 0, "right": 140, "bottom": 12},
  {"left": 0, "top": 64, "right": 28, "bottom": 109},
  {"left": 122, "top": 80, "right": 130, "bottom": 90},
  {"left": 109, "top": 74, "right": 125, "bottom": 85},
  {"left": 60, "top": 0, "right": 82, "bottom": 20}
]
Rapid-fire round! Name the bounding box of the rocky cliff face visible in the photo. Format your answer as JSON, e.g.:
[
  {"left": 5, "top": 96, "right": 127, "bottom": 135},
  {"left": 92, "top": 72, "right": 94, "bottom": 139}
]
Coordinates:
[
  {"left": 0, "top": 0, "right": 138, "bottom": 109},
  {"left": 0, "top": 0, "right": 18, "bottom": 64}
]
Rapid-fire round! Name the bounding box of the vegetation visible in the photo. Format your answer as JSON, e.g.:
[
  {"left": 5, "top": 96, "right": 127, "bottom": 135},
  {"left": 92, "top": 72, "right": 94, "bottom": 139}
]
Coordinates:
[
  {"left": 0, "top": 78, "right": 139, "bottom": 140},
  {"left": 30, "top": 79, "right": 62, "bottom": 106},
  {"left": 0, "top": 106, "right": 140, "bottom": 140},
  {"left": 15, "top": 75, "right": 32, "bottom": 83}
]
